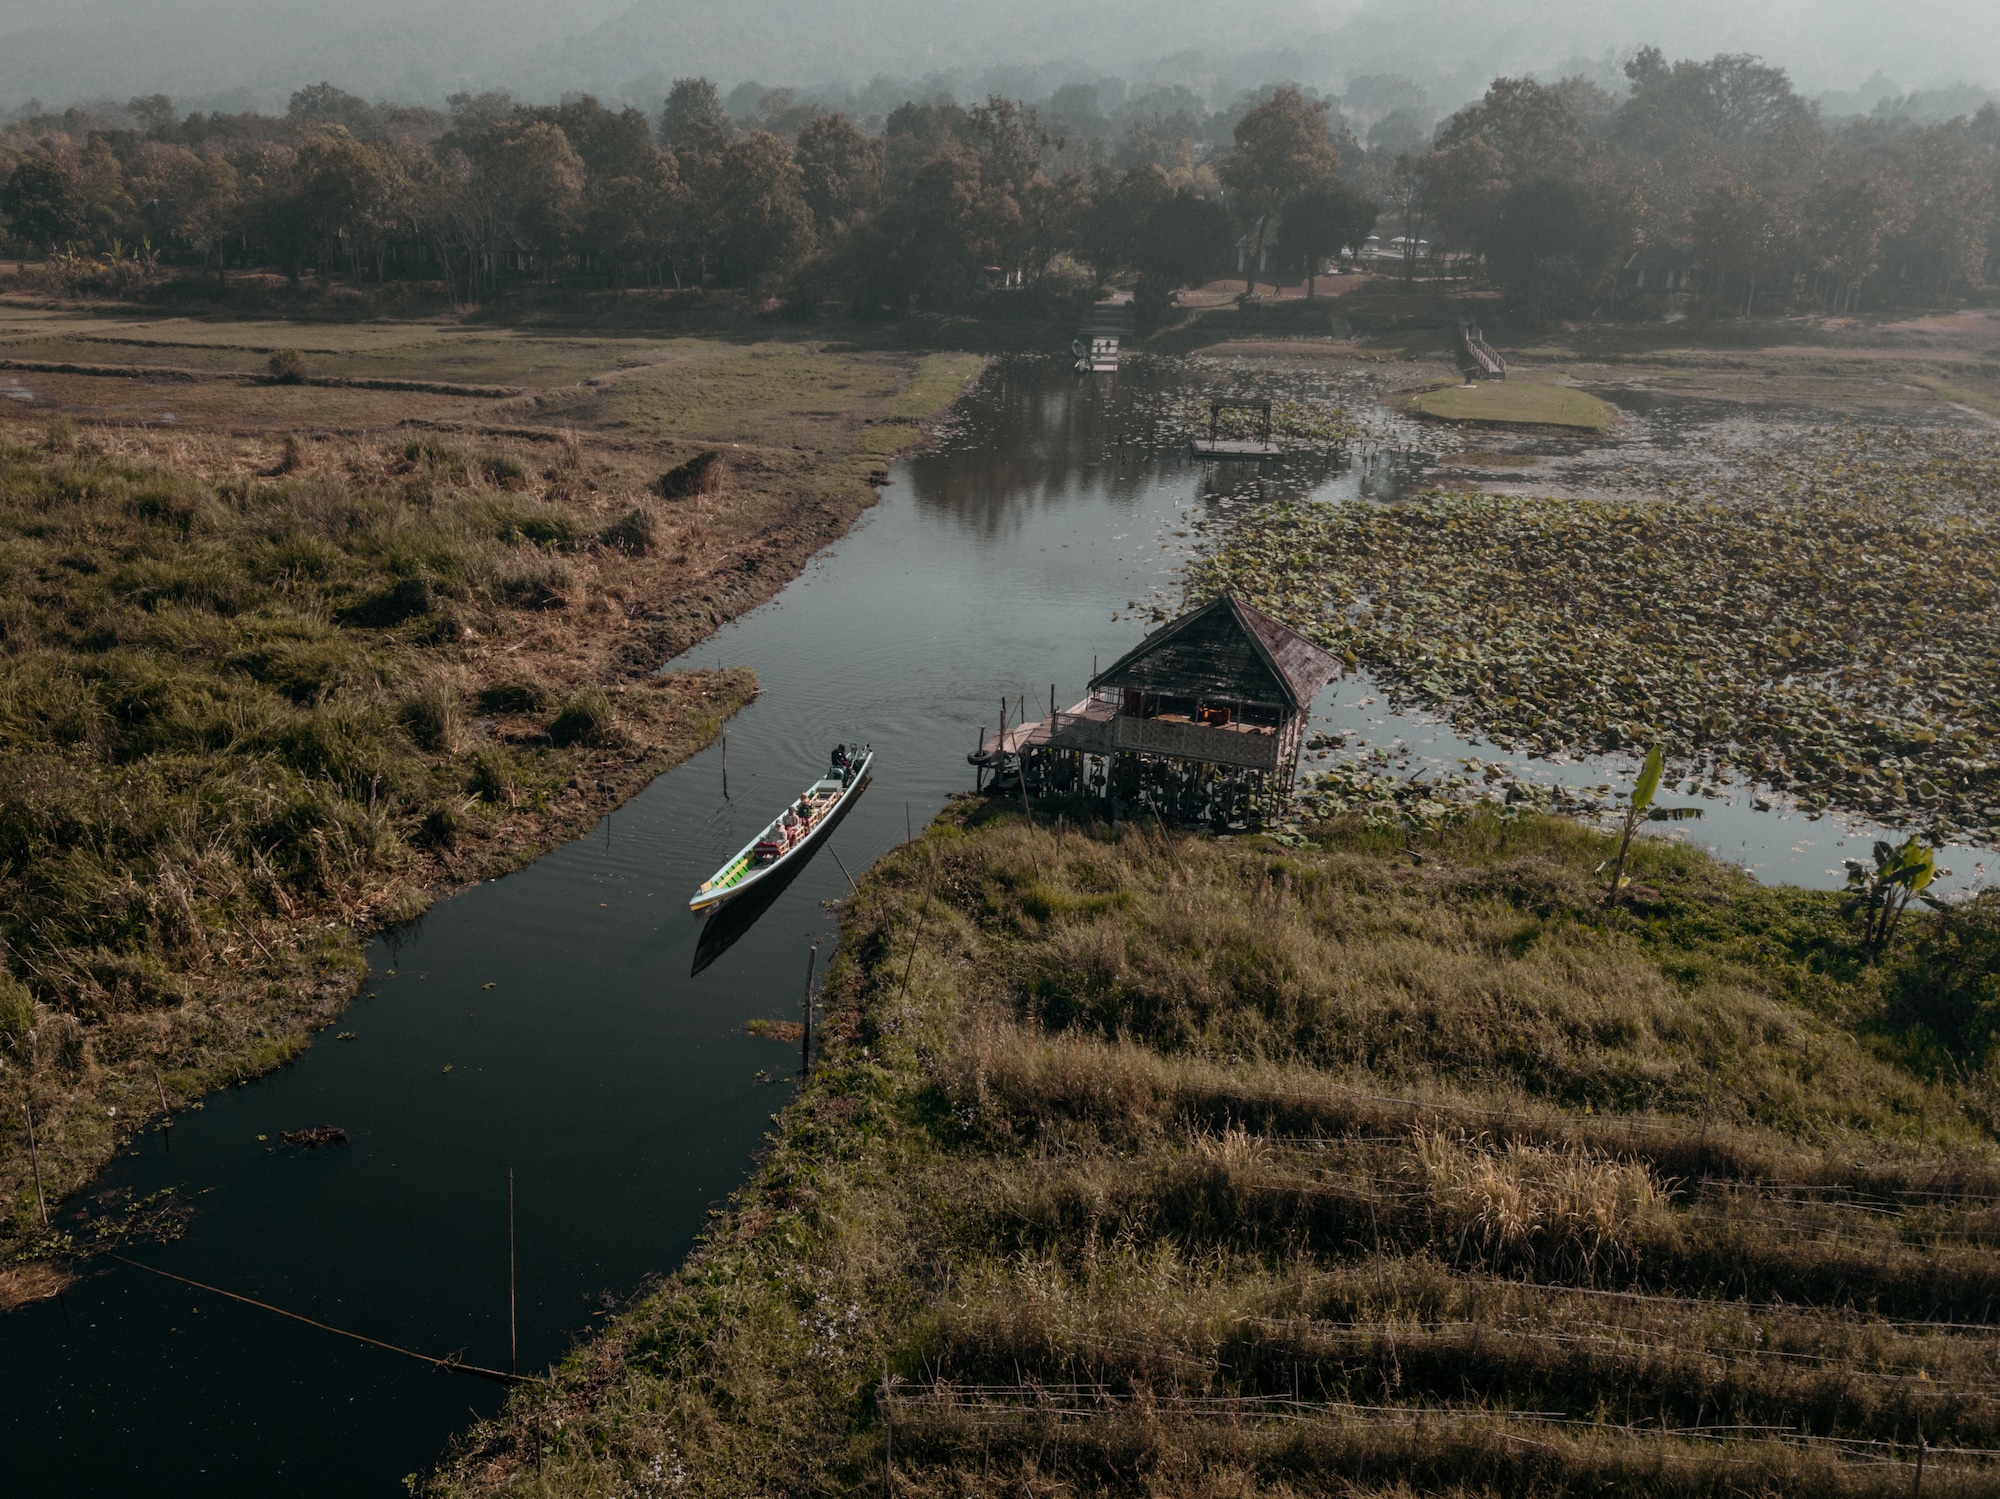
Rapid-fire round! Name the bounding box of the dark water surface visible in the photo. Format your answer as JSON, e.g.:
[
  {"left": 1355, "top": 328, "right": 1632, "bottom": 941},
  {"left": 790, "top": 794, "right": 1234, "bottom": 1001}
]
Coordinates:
[{"left": 2, "top": 357, "right": 1296, "bottom": 1496}]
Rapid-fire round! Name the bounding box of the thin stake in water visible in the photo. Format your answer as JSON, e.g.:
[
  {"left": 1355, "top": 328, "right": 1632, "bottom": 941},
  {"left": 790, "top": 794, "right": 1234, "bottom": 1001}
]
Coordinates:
[
  {"left": 508, "top": 1167, "right": 518, "bottom": 1377},
  {"left": 802, "top": 943, "right": 819, "bottom": 1073},
  {"left": 722, "top": 732, "right": 728, "bottom": 799},
  {"left": 23, "top": 1095, "right": 47, "bottom": 1226},
  {"left": 153, "top": 1068, "right": 172, "bottom": 1152}
]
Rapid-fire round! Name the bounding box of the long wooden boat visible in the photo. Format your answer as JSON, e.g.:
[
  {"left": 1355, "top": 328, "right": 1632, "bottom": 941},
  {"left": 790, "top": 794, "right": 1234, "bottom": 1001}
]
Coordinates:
[{"left": 689, "top": 745, "right": 873, "bottom": 916}]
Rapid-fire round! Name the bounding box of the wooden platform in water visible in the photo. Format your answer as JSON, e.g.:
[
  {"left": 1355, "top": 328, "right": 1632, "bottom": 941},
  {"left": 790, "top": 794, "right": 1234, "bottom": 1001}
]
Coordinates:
[
  {"left": 1191, "top": 437, "right": 1284, "bottom": 457},
  {"left": 969, "top": 697, "right": 1110, "bottom": 766}
]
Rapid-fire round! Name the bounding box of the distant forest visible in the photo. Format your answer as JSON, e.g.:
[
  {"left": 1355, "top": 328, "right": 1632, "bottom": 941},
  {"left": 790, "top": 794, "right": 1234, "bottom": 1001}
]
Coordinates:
[{"left": 2, "top": 51, "right": 1997, "bottom": 319}]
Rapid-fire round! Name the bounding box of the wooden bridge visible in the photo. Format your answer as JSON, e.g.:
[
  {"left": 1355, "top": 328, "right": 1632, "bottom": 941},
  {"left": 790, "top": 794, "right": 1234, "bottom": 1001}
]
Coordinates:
[{"left": 1459, "top": 318, "right": 1506, "bottom": 380}]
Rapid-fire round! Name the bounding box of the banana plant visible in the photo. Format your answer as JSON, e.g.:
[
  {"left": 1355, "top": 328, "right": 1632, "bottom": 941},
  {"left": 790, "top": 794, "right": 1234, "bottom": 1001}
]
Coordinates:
[
  {"left": 1602, "top": 745, "right": 1704, "bottom": 907},
  {"left": 1844, "top": 836, "right": 1936, "bottom": 956}
]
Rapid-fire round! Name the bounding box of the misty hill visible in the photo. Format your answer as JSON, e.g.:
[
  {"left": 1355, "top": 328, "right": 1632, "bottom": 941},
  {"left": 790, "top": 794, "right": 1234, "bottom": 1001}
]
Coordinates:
[{"left": 1, "top": 0, "right": 1996, "bottom": 115}]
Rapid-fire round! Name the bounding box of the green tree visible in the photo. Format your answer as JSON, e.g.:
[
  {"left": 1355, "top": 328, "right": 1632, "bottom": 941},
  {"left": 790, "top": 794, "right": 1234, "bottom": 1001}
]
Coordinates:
[
  {"left": 288, "top": 82, "right": 374, "bottom": 133},
  {"left": 882, "top": 100, "right": 973, "bottom": 194},
  {"left": 129, "top": 145, "right": 239, "bottom": 278},
  {"left": 487, "top": 122, "right": 586, "bottom": 280},
  {"left": 530, "top": 96, "right": 657, "bottom": 180},
  {"left": 1, "top": 156, "right": 88, "bottom": 254},
  {"left": 1885, "top": 891, "right": 2000, "bottom": 1059},
  {"left": 291, "top": 128, "right": 396, "bottom": 278},
  {"left": 1437, "top": 77, "right": 1584, "bottom": 182},
  {"left": 663, "top": 79, "right": 732, "bottom": 169},
  {"left": 1079, "top": 164, "right": 1172, "bottom": 285},
  {"left": 1800, "top": 176, "right": 1901, "bottom": 313},
  {"left": 1133, "top": 190, "right": 1231, "bottom": 287},
  {"left": 794, "top": 113, "right": 883, "bottom": 229},
  {"left": 1420, "top": 135, "right": 1505, "bottom": 273},
  {"left": 582, "top": 151, "right": 679, "bottom": 288},
  {"left": 1220, "top": 87, "right": 1340, "bottom": 292},
  {"left": 76, "top": 136, "right": 134, "bottom": 246},
  {"left": 127, "top": 93, "right": 179, "bottom": 140},
  {"left": 1688, "top": 178, "right": 1796, "bottom": 316},
  {"left": 1276, "top": 179, "right": 1377, "bottom": 294},
  {"left": 702, "top": 130, "right": 815, "bottom": 290},
  {"left": 1611, "top": 52, "right": 1817, "bottom": 158},
  {"left": 874, "top": 145, "right": 995, "bottom": 310}
]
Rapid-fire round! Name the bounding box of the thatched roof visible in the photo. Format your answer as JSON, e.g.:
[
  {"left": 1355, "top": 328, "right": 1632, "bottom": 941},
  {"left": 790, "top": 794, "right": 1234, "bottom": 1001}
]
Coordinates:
[{"left": 1090, "top": 595, "right": 1340, "bottom": 712}]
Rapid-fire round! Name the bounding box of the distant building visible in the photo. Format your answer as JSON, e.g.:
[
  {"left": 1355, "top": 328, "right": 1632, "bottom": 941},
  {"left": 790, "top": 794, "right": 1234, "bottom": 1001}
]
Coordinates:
[
  {"left": 1233, "top": 215, "right": 1279, "bottom": 274},
  {"left": 1620, "top": 246, "right": 1702, "bottom": 294}
]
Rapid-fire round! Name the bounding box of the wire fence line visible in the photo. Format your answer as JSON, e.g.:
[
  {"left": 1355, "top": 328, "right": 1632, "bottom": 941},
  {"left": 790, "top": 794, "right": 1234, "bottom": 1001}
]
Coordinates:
[
  {"left": 880, "top": 1379, "right": 1999, "bottom": 1468},
  {"left": 1232, "top": 1315, "right": 2000, "bottom": 1396}
]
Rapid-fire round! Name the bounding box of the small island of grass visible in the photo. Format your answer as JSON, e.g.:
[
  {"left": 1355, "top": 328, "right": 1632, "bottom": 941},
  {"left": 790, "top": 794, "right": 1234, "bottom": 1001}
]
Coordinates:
[{"left": 1402, "top": 380, "right": 1616, "bottom": 431}]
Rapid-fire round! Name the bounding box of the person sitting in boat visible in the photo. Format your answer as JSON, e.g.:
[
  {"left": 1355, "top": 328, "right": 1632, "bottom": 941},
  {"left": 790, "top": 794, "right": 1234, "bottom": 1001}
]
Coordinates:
[
  {"left": 753, "top": 809, "right": 805, "bottom": 861},
  {"left": 831, "top": 744, "right": 852, "bottom": 780}
]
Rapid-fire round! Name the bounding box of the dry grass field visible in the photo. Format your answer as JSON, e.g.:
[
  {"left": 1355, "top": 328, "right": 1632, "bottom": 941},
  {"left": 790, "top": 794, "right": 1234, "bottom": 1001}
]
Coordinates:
[{"left": 430, "top": 800, "right": 2000, "bottom": 1499}]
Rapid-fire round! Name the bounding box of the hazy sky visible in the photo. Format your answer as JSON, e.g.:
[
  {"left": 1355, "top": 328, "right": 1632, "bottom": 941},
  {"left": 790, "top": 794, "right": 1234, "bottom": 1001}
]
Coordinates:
[{"left": 0, "top": 0, "right": 1994, "bottom": 114}]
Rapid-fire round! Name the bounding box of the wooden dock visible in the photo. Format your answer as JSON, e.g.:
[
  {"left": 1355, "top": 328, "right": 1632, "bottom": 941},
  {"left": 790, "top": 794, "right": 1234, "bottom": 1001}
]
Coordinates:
[
  {"left": 1191, "top": 437, "right": 1284, "bottom": 457},
  {"left": 1073, "top": 302, "right": 1134, "bottom": 372},
  {"left": 971, "top": 697, "right": 1097, "bottom": 767}
]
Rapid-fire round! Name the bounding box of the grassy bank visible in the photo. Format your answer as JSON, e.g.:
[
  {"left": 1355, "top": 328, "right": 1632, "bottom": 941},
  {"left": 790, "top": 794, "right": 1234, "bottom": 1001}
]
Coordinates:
[
  {"left": 0, "top": 339, "right": 984, "bottom": 1282},
  {"left": 428, "top": 800, "right": 2000, "bottom": 1498},
  {"left": 1401, "top": 381, "right": 1616, "bottom": 432}
]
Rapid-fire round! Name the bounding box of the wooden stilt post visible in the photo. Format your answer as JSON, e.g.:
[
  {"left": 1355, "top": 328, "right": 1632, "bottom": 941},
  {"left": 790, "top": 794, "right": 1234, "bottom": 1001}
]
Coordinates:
[{"left": 721, "top": 733, "right": 728, "bottom": 799}]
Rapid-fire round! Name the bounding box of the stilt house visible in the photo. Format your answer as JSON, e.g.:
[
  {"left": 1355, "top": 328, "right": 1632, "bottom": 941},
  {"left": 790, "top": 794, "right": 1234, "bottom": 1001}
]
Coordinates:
[{"left": 979, "top": 594, "right": 1340, "bottom": 825}]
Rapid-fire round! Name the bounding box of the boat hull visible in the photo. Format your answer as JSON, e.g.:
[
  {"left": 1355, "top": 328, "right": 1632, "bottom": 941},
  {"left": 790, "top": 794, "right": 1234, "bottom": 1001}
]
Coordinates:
[{"left": 689, "top": 756, "right": 872, "bottom": 917}]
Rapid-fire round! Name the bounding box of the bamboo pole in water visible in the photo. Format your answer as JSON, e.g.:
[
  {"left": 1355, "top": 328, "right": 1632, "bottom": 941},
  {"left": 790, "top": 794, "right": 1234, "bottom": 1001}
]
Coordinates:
[
  {"left": 722, "top": 733, "right": 728, "bottom": 799},
  {"left": 153, "top": 1068, "right": 172, "bottom": 1152},
  {"left": 509, "top": 1168, "right": 518, "bottom": 1377}
]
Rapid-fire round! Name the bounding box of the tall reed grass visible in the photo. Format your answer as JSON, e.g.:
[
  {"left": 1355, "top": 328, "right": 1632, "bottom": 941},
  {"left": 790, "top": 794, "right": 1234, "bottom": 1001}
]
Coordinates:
[{"left": 0, "top": 425, "right": 752, "bottom": 1247}]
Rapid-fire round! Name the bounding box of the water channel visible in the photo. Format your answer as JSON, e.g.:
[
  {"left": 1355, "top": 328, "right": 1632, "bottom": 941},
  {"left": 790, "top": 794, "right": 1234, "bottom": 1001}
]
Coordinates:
[{"left": 2, "top": 355, "right": 1987, "bottom": 1496}]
